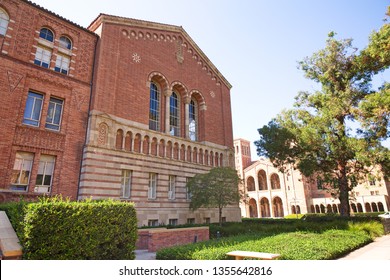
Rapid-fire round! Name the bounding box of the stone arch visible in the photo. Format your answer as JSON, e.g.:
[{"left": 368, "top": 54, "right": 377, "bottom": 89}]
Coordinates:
[
  {"left": 158, "top": 139, "right": 165, "bottom": 157},
  {"left": 310, "top": 205, "right": 315, "bottom": 213},
  {"left": 371, "top": 202, "right": 378, "bottom": 212},
  {"left": 365, "top": 202, "right": 372, "bottom": 212},
  {"left": 143, "top": 136, "right": 150, "bottom": 155},
  {"left": 148, "top": 71, "right": 169, "bottom": 92},
  {"left": 326, "top": 204, "right": 332, "bottom": 213},
  {"left": 166, "top": 141, "right": 173, "bottom": 159},
  {"left": 273, "top": 196, "right": 284, "bottom": 217},
  {"left": 199, "top": 148, "right": 204, "bottom": 165},
  {"left": 180, "top": 144, "right": 186, "bottom": 161},
  {"left": 116, "top": 129, "right": 124, "bottom": 149},
  {"left": 173, "top": 142, "right": 179, "bottom": 160},
  {"left": 270, "top": 173, "right": 281, "bottom": 189},
  {"left": 125, "top": 131, "right": 132, "bottom": 151},
  {"left": 315, "top": 205, "right": 320, "bottom": 213},
  {"left": 193, "top": 147, "right": 198, "bottom": 163},
  {"left": 188, "top": 89, "right": 206, "bottom": 108},
  {"left": 246, "top": 176, "right": 255, "bottom": 192},
  {"left": 291, "top": 205, "right": 296, "bottom": 214},
  {"left": 258, "top": 170, "right": 268, "bottom": 190},
  {"left": 187, "top": 145, "right": 192, "bottom": 162},
  {"left": 320, "top": 204, "right": 326, "bottom": 213},
  {"left": 133, "top": 133, "right": 142, "bottom": 153},
  {"left": 219, "top": 153, "right": 223, "bottom": 167},
  {"left": 378, "top": 202, "right": 385, "bottom": 212},
  {"left": 357, "top": 203, "right": 363, "bottom": 213},
  {"left": 248, "top": 198, "right": 258, "bottom": 218},
  {"left": 260, "top": 197, "right": 271, "bottom": 217},
  {"left": 351, "top": 203, "right": 357, "bottom": 213},
  {"left": 151, "top": 137, "right": 158, "bottom": 156},
  {"left": 205, "top": 149, "right": 209, "bottom": 165}
]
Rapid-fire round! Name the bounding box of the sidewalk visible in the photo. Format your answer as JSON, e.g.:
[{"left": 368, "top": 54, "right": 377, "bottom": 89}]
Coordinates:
[{"left": 338, "top": 234, "right": 390, "bottom": 260}]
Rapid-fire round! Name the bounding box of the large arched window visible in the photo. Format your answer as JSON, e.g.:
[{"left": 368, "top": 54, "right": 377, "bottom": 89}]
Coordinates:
[
  {"left": 34, "top": 27, "right": 54, "bottom": 69},
  {"left": 149, "top": 82, "right": 160, "bottom": 131},
  {"left": 189, "top": 98, "right": 197, "bottom": 141},
  {"left": 0, "top": 8, "right": 9, "bottom": 36},
  {"left": 169, "top": 92, "right": 180, "bottom": 136}
]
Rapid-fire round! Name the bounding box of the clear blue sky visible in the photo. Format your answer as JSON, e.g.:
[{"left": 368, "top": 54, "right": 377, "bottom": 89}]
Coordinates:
[{"left": 32, "top": 0, "right": 390, "bottom": 158}]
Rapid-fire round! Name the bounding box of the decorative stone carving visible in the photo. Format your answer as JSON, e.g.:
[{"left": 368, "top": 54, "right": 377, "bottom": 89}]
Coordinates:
[{"left": 98, "top": 122, "right": 108, "bottom": 146}]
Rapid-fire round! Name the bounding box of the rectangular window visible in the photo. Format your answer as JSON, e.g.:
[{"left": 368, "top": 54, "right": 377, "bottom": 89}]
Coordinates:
[
  {"left": 45, "top": 97, "right": 63, "bottom": 131},
  {"left": 148, "top": 173, "right": 157, "bottom": 199},
  {"left": 148, "top": 220, "right": 158, "bottom": 227},
  {"left": 23, "top": 92, "right": 43, "bottom": 127},
  {"left": 121, "top": 170, "right": 132, "bottom": 198},
  {"left": 169, "top": 219, "right": 178, "bottom": 226},
  {"left": 10, "top": 152, "right": 34, "bottom": 191},
  {"left": 168, "top": 175, "right": 176, "bottom": 200},
  {"left": 34, "top": 46, "right": 51, "bottom": 68},
  {"left": 187, "top": 218, "right": 195, "bottom": 225},
  {"left": 35, "top": 155, "right": 55, "bottom": 193},
  {"left": 54, "top": 54, "right": 70, "bottom": 75},
  {"left": 204, "top": 217, "right": 211, "bottom": 224}
]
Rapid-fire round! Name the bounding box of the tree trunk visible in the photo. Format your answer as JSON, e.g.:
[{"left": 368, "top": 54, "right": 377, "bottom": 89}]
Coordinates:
[
  {"left": 219, "top": 207, "right": 223, "bottom": 226},
  {"left": 338, "top": 163, "right": 350, "bottom": 217}
]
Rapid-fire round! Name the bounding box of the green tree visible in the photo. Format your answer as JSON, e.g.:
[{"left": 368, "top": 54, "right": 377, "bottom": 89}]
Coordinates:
[
  {"left": 186, "top": 167, "right": 242, "bottom": 225},
  {"left": 255, "top": 22, "right": 390, "bottom": 217}
]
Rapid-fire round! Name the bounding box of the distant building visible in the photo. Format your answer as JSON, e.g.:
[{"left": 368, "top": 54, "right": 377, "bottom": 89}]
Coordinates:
[
  {"left": 234, "top": 138, "right": 390, "bottom": 217},
  {"left": 0, "top": 0, "right": 241, "bottom": 226}
]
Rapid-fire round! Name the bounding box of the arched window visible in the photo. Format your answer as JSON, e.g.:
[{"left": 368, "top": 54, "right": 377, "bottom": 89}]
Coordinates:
[
  {"left": 149, "top": 82, "right": 160, "bottom": 131},
  {"left": 39, "top": 28, "right": 54, "bottom": 42},
  {"left": 59, "top": 36, "right": 72, "bottom": 50},
  {"left": 55, "top": 36, "right": 72, "bottom": 75},
  {"left": 169, "top": 92, "right": 180, "bottom": 136},
  {"left": 0, "top": 8, "right": 10, "bottom": 36},
  {"left": 270, "top": 173, "right": 281, "bottom": 189},
  {"left": 189, "top": 99, "right": 197, "bottom": 141},
  {"left": 34, "top": 27, "right": 54, "bottom": 68}
]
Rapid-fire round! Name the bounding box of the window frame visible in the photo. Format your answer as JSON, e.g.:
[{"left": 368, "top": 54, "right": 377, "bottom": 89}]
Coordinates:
[
  {"left": 34, "top": 45, "right": 52, "bottom": 69},
  {"left": 10, "top": 152, "right": 34, "bottom": 191},
  {"left": 121, "top": 170, "right": 132, "bottom": 199},
  {"left": 0, "top": 8, "right": 10, "bottom": 36},
  {"left": 54, "top": 53, "right": 71, "bottom": 75},
  {"left": 148, "top": 173, "right": 157, "bottom": 199},
  {"left": 35, "top": 155, "right": 55, "bottom": 193},
  {"left": 23, "top": 91, "right": 44, "bottom": 127},
  {"left": 189, "top": 98, "right": 198, "bottom": 141},
  {"left": 168, "top": 175, "right": 176, "bottom": 200},
  {"left": 169, "top": 92, "right": 180, "bottom": 137},
  {"left": 45, "top": 97, "right": 64, "bottom": 131},
  {"left": 149, "top": 82, "right": 160, "bottom": 131}
]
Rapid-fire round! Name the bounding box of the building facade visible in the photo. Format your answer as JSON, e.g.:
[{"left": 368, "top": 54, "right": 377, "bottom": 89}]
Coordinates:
[
  {"left": 0, "top": 0, "right": 241, "bottom": 226},
  {"left": 0, "top": 0, "right": 97, "bottom": 202},
  {"left": 234, "top": 139, "right": 390, "bottom": 218}
]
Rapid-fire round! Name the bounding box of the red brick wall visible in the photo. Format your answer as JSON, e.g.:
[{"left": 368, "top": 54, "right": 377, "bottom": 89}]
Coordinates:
[
  {"left": 0, "top": 0, "right": 97, "bottom": 200},
  {"left": 136, "top": 227, "right": 209, "bottom": 252},
  {"left": 90, "top": 17, "right": 233, "bottom": 148}
]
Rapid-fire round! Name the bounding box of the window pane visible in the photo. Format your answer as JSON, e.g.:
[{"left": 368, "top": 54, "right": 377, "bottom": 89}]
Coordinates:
[
  {"left": 0, "top": 9, "right": 9, "bottom": 36},
  {"left": 43, "top": 175, "right": 52, "bottom": 186},
  {"left": 36, "top": 174, "right": 43, "bottom": 185}
]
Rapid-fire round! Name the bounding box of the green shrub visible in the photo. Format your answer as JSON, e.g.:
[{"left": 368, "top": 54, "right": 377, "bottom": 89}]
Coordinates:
[
  {"left": 21, "top": 197, "right": 137, "bottom": 260},
  {"left": 0, "top": 199, "right": 29, "bottom": 241},
  {"left": 157, "top": 220, "right": 383, "bottom": 260}
]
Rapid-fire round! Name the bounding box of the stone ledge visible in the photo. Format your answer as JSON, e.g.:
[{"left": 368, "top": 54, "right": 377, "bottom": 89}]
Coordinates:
[{"left": 0, "top": 211, "right": 22, "bottom": 259}]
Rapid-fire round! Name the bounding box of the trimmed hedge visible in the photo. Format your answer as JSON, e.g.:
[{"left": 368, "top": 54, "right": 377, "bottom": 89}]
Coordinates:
[{"left": 1, "top": 198, "right": 138, "bottom": 260}]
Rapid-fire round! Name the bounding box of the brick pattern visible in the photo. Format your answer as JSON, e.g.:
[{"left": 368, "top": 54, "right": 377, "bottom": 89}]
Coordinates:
[
  {"left": 136, "top": 227, "right": 209, "bottom": 252},
  {"left": 0, "top": 0, "right": 97, "bottom": 199}
]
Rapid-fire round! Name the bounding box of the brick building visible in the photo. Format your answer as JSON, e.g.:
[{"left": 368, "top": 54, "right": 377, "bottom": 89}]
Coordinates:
[
  {"left": 79, "top": 14, "right": 239, "bottom": 226},
  {"left": 0, "top": 0, "right": 97, "bottom": 201},
  {"left": 235, "top": 138, "right": 390, "bottom": 218},
  {"left": 0, "top": 0, "right": 241, "bottom": 226}
]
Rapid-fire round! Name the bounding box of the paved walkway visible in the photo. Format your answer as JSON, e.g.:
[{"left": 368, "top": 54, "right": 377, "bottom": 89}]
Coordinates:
[{"left": 338, "top": 234, "right": 390, "bottom": 260}]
